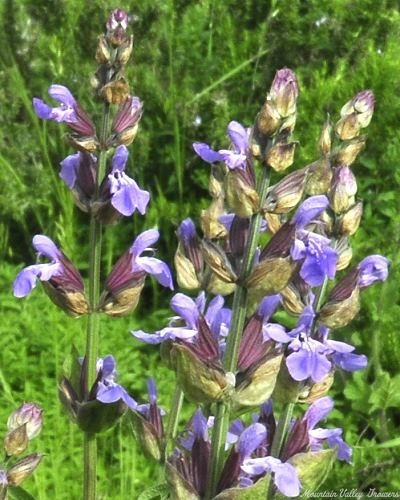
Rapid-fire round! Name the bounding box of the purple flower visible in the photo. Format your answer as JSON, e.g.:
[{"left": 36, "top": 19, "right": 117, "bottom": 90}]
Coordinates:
[
  {"left": 241, "top": 456, "right": 301, "bottom": 497},
  {"left": 193, "top": 121, "right": 249, "bottom": 170},
  {"left": 132, "top": 292, "right": 229, "bottom": 346},
  {"left": 291, "top": 232, "right": 338, "bottom": 286},
  {"left": 289, "top": 196, "right": 338, "bottom": 286},
  {"left": 106, "top": 229, "right": 173, "bottom": 295},
  {"left": 304, "top": 397, "right": 352, "bottom": 462},
  {"left": 106, "top": 145, "right": 150, "bottom": 216},
  {"left": 33, "top": 84, "right": 77, "bottom": 123},
  {"left": 96, "top": 355, "right": 137, "bottom": 410},
  {"left": 13, "top": 235, "right": 84, "bottom": 298},
  {"left": 357, "top": 255, "right": 389, "bottom": 288}
]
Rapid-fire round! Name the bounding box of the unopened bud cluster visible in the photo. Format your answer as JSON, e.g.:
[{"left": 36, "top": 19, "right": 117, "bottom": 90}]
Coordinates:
[{"left": 0, "top": 404, "right": 44, "bottom": 498}]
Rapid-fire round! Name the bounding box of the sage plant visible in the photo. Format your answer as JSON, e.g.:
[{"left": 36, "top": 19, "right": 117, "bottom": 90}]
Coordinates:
[{"left": 13, "top": 7, "right": 389, "bottom": 500}]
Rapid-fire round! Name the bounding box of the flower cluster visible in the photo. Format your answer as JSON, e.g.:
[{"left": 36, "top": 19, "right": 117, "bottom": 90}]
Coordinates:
[
  {"left": 13, "top": 9, "right": 173, "bottom": 318},
  {"left": 131, "top": 68, "right": 388, "bottom": 497}
]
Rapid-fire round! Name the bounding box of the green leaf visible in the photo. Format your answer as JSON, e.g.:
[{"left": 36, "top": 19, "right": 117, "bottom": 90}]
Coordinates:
[
  {"left": 214, "top": 475, "right": 272, "bottom": 499},
  {"left": 8, "top": 486, "right": 37, "bottom": 500},
  {"left": 369, "top": 372, "right": 400, "bottom": 412},
  {"left": 137, "top": 483, "right": 170, "bottom": 500}
]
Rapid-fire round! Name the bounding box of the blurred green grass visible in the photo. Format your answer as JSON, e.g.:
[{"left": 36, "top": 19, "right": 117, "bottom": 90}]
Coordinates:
[{"left": 1, "top": 0, "right": 400, "bottom": 497}]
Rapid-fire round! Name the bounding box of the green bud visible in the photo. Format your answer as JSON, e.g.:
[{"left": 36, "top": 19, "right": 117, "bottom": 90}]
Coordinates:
[
  {"left": 76, "top": 399, "right": 126, "bottom": 434},
  {"left": 99, "top": 281, "right": 145, "bottom": 317},
  {"left": 318, "top": 286, "right": 360, "bottom": 328},
  {"left": 337, "top": 201, "right": 363, "bottom": 236},
  {"left": 297, "top": 372, "right": 334, "bottom": 403},
  {"left": 214, "top": 474, "right": 271, "bottom": 500},
  {"left": 4, "top": 425, "right": 29, "bottom": 457},
  {"left": 264, "top": 167, "right": 309, "bottom": 214},
  {"left": 174, "top": 249, "right": 200, "bottom": 290},
  {"left": 42, "top": 282, "right": 89, "bottom": 317},
  {"left": 246, "top": 256, "right": 295, "bottom": 296},
  {"left": 201, "top": 240, "right": 237, "bottom": 284},
  {"left": 129, "top": 410, "right": 163, "bottom": 462},
  {"left": 225, "top": 170, "right": 259, "bottom": 217},
  {"left": 233, "top": 352, "right": 283, "bottom": 409},
  {"left": 165, "top": 461, "right": 200, "bottom": 500},
  {"left": 288, "top": 449, "right": 336, "bottom": 492},
  {"left": 170, "top": 343, "right": 233, "bottom": 404},
  {"left": 332, "top": 136, "right": 366, "bottom": 166},
  {"left": 305, "top": 158, "right": 332, "bottom": 196},
  {"left": 7, "top": 453, "right": 44, "bottom": 487},
  {"left": 265, "top": 141, "right": 297, "bottom": 172}
]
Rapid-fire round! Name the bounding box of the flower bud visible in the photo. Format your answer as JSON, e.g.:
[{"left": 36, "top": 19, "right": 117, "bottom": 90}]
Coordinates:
[
  {"left": 4, "top": 426, "right": 29, "bottom": 457},
  {"left": 264, "top": 167, "right": 309, "bottom": 214},
  {"left": 329, "top": 165, "right": 357, "bottom": 214},
  {"left": 265, "top": 141, "right": 297, "bottom": 172},
  {"left": 263, "top": 212, "right": 282, "bottom": 234},
  {"left": 280, "top": 283, "right": 307, "bottom": 316},
  {"left": 335, "top": 237, "right": 353, "bottom": 271},
  {"left": 108, "top": 96, "right": 143, "bottom": 147},
  {"left": 332, "top": 136, "right": 366, "bottom": 166},
  {"left": 297, "top": 372, "right": 334, "bottom": 403},
  {"left": 7, "top": 403, "right": 43, "bottom": 441},
  {"left": 99, "top": 280, "right": 145, "bottom": 317},
  {"left": 225, "top": 169, "right": 259, "bottom": 217},
  {"left": 247, "top": 256, "right": 295, "bottom": 297},
  {"left": 7, "top": 453, "right": 44, "bottom": 487},
  {"left": 204, "top": 273, "right": 236, "bottom": 296},
  {"left": 305, "top": 158, "right": 332, "bottom": 196},
  {"left": 95, "top": 34, "right": 112, "bottom": 64},
  {"left": 270, "top": 68, "right": 299, "bottom": 118},
  {"left": 318, "top": 285, "right": 360, "bottom": 328},
  {"left": 42, "top": 282, "right": 90, "bottom": 317},
  {"left": 129, "top": 410, "right": 163, "bottom": 462},
  {"left": 165, "top": 460, "right": 200, "bottom": 500},
  {"left": 200, "top": 197, "right": 227, "bottom": 240},
  {"left": 76, "top": 399, "right": 126, "bottom": 434},
  {"left": 335, "top": 90, "right": 374, "bottom": 140},
  {"left": 255, "top": 101, "right": 282, "bottom": 137},
  {"left": 337, "top": 201, "right": 363, "bottom": 236},
  {"left": 174, "top": 249, "right": 200, "bottom": 290},
  {"left": 200, "top": 240, "right": 238, "bottom": 284},
  {"left": 335, "top": 113, "right": 360, "bottom": 141},
  {"left": 170, "top": 343, "right": 234, "bottom": 404},
  {"left": 117, "top": 35, "right": 134, "bottom": 65},
  {"left": 233, "top": 352, "right": 283, "bottom": 408},
  {"left": 318, "top": 116, "right": 332, "bottom": 156},
  {"left": 100, "top": 78, "right": 130, "bottom": 105}
]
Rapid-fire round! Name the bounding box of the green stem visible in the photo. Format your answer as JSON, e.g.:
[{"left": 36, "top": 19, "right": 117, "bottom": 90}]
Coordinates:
[
  {"left": 267, "top": 402, "right": 295, "bottom": 500},
  {"left": 83, "top": 102, "right": 111, "bottom": 500},
  {"left": 206, "top": 165, "right": 271, "bottom": 500},
  {"left": 163, "top": 387, "right": 184, "bottom": 459}
]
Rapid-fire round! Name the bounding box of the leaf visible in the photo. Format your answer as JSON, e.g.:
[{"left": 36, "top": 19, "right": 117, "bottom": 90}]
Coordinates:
[
  {"left": 137, "top": 483, "right": 170, "bottom": 500},
  {"left": 8, "top": 486, "right": 37, "bottom": 500},
  {"left": 368, "top": 372, "right": 400, "bottom": 412},
  {"left": 213, "top": 475, "right": 272, "bottom": 499}
]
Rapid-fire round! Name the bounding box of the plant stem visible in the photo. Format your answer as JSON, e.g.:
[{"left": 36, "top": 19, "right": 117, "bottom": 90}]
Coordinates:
[
  {"left": 267, "top": 402, "right": 295, "bottom": 500},
  {"left": 83, "top": 102, "right": 111, "bottom": 500},
  {"left": 206, "top": 163, "right": 271, "bottom": 500},
  {"left": 164, "top": 387, "right": 184, "bottom": 459}
]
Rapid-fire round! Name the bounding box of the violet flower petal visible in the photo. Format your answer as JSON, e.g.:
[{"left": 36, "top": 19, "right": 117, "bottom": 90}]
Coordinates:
[
  {"left": 357, "top": 255, "right": 389, "bottom": 288},
  {"left": 136, "top": 256, "right": 173, "bottom": 289},
  {"left": 304, "top": 396, "right": 334, "bottom": 430},
  {"left": 193, "top": 143, "right": 224, "bottom": 164},
  {"left": 33, "top": 234, "right": 62, "bottom": 260},
  {"left": 292, "top": 195, "right": 329, "bottom": 229},
  {"left": 130, "top": 229, "right": 160, "bottom": 257}
]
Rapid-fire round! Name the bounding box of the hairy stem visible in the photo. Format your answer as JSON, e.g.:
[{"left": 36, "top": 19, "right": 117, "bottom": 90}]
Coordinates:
[
  {"left": 206, "top": 162, "right": 271, "bottom": 500},
  {"left": 83, "top": 102, "right": 111, "bottom": 500}
]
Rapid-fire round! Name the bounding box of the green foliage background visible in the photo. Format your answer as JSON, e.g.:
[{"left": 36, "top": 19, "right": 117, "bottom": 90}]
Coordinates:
[{"left": 0, "top": 0, "right": 399, "bottom": 498}]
